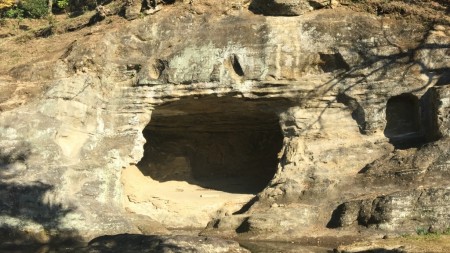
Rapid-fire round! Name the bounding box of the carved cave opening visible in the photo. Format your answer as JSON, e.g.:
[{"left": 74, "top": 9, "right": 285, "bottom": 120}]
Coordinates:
[
  {"left": 384, "top": 94, "right": 425, "bottom": 149},
  {"left": 137, "top": 96, "right": 284, "bottom": 194}
]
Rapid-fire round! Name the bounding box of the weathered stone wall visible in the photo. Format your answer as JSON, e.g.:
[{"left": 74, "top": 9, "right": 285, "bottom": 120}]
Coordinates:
[{"left": 0, "top": 7, "right": 449, "bottom": 243}]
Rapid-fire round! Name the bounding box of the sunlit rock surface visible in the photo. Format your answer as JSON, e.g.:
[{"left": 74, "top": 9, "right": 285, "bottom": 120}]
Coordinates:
[{"left": 0, "top": 5, "right": 449, "bottom": 245}]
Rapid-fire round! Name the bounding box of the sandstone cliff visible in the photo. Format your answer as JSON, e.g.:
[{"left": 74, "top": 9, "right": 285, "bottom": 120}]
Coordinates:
[{"left": 0, "top": 0, "right": 449, "bottom": 248}]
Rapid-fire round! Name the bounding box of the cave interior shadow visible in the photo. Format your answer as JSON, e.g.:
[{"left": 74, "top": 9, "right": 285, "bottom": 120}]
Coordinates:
[{"left": 136, "top": 96, "right": 287, "bottom": 195}]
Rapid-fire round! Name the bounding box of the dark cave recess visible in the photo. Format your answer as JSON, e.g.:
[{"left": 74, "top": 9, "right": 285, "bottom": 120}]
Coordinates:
[
  {"left": 137, "top": 96, "right": 289, "bottom": 194},
  {"left": 384, "top": 92, "right": 440, "bottom": 149}
]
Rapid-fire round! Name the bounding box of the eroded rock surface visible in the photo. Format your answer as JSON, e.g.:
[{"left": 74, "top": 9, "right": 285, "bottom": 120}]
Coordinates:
[{"left": 0, "top": 1, "right": 449, "bottom": 247}]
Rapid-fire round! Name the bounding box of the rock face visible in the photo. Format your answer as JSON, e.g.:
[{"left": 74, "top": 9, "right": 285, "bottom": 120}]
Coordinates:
[{"left": 0, "top": 3, "right": 450, "bottom": 245}]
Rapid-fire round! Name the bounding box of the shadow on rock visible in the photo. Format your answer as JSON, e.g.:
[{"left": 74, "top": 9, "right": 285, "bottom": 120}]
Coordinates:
[
  {"left": 0, "top": 181, "right": 82, "bottom": 249},
  {"left": 0, "top": 143, "right": 31, "bottom": 179},
  {"left": 86, "top": 234, "right": 250, "bottom": 253},
  {"left": 348, "top": 249, "right": 405, "bottom": 253}
]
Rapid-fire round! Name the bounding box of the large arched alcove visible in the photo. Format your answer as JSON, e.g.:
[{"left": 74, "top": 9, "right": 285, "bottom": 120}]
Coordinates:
[
  {"left": 138, "top": 96, "right": 284, "bottom": 194},
  {"left": 122, "top": 96, "right": 287, "bottom": 228}
]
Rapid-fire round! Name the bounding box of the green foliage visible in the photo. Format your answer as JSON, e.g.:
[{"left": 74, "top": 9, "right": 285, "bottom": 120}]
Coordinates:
[
  {"left": 20, "top": 0, "right": 49, "bottom": 18},
  {"left": 57, "top": 0, "right": 69, "bottom": 10},
  {"left": 1, "top": 0, "right": 108, "bottom": 18},
  {"left": 4, "top": 6, "right": 24, "bottom": 18},
  {"left": 68, "top": 0, "right": 93, "bottom": 12},
  {"left": 416, "top": 227, "right": 429, "bottom": 236},
  {"left": 415, "top": 227, "right": 450, "bottom": 238},
  {"left": 443, "top": 227, "right": 450, "bottom": 235}
]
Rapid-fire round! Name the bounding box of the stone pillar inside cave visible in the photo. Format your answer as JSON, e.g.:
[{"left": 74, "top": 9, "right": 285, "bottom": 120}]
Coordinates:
[{"left": 137, "top": 96, "right": 285, "bottom": 194}]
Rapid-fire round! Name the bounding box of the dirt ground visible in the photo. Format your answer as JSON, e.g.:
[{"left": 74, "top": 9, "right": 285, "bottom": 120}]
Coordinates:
[
  {"left": 121, "top": 165, "right": 254, "bottom": 228},
  {"left": 337, "top": 234, "right": 450, "bottom": 252}
]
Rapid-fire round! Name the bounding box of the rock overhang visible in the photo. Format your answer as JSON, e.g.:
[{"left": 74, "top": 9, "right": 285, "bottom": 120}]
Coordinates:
[{"left": 0, "top": 7, "right": 449, "bottom": 243}]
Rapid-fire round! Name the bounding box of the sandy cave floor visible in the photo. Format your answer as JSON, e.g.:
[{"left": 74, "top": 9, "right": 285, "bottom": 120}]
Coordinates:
[{"left": 121, "top": 165, "right": 255, "bottom": 228}]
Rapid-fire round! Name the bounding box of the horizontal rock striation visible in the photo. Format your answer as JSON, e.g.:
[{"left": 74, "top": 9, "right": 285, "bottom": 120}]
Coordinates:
[{"left": 0, "top": 4, "right": 449, "bottom": 245}]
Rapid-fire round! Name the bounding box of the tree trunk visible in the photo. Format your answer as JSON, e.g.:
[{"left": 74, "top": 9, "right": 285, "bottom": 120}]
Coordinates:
[{"left": 48, "top": 0, "right": 53, "bottom": 15}]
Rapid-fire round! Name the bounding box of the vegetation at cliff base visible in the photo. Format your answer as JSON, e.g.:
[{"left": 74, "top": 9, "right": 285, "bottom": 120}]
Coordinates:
[
  {"left": 2, "top": 0, "right": 46, "bottom": 18},
  {"left": 0, "top": 0, "right": 105, "bottom": 18}
]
